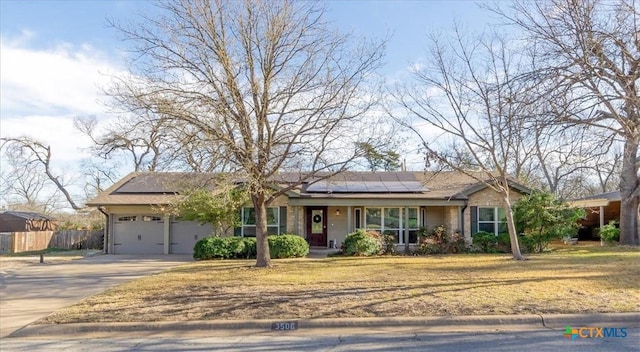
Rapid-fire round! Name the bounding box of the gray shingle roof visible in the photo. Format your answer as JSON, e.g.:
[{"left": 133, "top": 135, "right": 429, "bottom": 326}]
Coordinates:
[
  {"left": 87, "top": 171, "right": 529, "bottom": 206},
  {"left": 0, "top": 211, "right": 55, "bottom": 220}
]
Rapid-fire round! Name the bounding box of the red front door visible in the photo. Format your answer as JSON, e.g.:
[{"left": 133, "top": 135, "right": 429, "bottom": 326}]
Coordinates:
[{"left": 307, "top": 207, "right": 327, "bottom": 246}]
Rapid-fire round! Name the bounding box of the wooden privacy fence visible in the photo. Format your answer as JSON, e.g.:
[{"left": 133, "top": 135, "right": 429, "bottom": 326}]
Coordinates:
[
  {"left": 0, "top": 230, "right": 104, "bottom": 254},
  {"left": 49, "top": 230, "right": 104, "bottom": 250},
  {"left": 0, "top": 233, "right": 12, "bottom": 254}
]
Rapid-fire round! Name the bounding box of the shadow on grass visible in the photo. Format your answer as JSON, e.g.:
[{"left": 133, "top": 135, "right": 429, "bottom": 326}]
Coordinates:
[
  {"left": 40, "top": 245, "right": 639, "bottom": 324},
  {"left": 58, "top": 271, "right": 632, "bottom": 324}
]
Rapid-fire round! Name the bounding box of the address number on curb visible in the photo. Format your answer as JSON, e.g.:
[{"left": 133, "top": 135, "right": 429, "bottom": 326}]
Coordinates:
[{"left": 271, "top": 321, "right": 298, "bottom": 331}]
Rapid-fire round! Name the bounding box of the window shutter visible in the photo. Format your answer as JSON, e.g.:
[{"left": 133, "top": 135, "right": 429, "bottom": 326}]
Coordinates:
[
  {"left": 470, "top": 206, "right": 478, "bottom": 236},
  {"left": 279, "top": 206, "right": 287, "bottom": 234}
]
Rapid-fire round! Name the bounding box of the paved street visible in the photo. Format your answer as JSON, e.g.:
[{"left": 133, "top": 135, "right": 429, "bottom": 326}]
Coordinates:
[
  {"left": 0, "top": 254, "right": 193, "bottom": 338},
  {"left": 2, "top": 330, "right": 638, "bottom": 351}
]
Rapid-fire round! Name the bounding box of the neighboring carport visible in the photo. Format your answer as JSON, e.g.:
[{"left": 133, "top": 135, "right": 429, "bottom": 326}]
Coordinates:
[{"left": 569, "top": 191, "right": 621, "bottom": 240}]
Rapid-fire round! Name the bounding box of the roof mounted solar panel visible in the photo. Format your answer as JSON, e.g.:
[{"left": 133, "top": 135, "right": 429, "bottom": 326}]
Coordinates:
[{"left": 306, "top": 180, "right": 428, "bottom": 193}]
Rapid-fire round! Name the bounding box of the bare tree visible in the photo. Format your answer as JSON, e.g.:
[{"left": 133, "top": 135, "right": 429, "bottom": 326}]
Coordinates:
[
  {"left": 394, "top": 29, "right": 531, "bottom": 260},
  {"left": 74, "top": 115, "right": 167, "bottom": 172},
  {"left": 75, "top": 112, "right": 235, "bottom": 174},
  {"left": 80, "top": 158, "right": 121, "bottom": 200},
  {"left": 0, "top": 153, "right": 60, "bottom": 213},
  {"left": 109, "top": 0, "right": 389, "bottom": 267},
  {"left": 1, "top": 137, "right": 82, "bottom": 211},
  {"left": 527, "top": 120, "right": 620, "bottom": 200},
  {"left": 490, "top": 0, "right": 639, "bottom": 244}
]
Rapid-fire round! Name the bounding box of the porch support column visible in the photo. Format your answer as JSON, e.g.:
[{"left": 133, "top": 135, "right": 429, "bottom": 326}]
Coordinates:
[
  {"left": 164, "top": 217, "right": 170, "bottom": 254},
  {"left": 347, "top": 206, "right": 352, "bottom": 233},
  {"left": 404, "top": 207, "right": 410, "bottom": 254},
  {"left": 599, "top": 205, "right": 605, "bottom": 246},
  {"left": 294, "top": 206, "right": 300, "bottom": 235}
]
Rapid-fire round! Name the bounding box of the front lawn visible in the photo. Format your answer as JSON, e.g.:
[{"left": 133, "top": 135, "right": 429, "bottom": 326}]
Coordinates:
[
  {"left": 0, "top": 248, "right": 90, "bottom": 257},
  {"left": 40, "top": 244, "right": 640, "bottom": 324}
]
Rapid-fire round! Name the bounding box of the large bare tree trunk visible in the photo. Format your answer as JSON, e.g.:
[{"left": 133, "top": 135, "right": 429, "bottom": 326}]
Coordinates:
[
  {"left": 619, "top": 136, "right": 640, "bottom": 245},
  {"left": 252, "top": 193, "right": 272, "bottom": 268},
  {"left": 503, "top": 196, "right": 524, "bottom": 260}
]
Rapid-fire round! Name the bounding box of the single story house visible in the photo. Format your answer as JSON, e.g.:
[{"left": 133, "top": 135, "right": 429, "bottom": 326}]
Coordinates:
[
  {"left": 86, "top": 171, "right": 530, "bottom": 255},
  {"left": 569, "top": 191, "right": 621, "bottom": 240}
]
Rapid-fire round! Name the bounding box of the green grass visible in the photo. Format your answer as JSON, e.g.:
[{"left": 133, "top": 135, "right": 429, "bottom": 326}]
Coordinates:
[
  {"left": 39, "top": 243, "right": 640, "bottom": 324},
  {"left": 0, "top": 247, "right": 84, "bottom": 257}
]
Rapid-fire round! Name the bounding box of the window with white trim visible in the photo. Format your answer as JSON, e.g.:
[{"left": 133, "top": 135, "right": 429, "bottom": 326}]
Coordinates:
[
  {"left": 365, "top": 207, "right": 419, "bottom": 244},
  {"left": 477, "top": 207, "right": 507, "bottom": 235},
  {"left": 241, "top": 207, "right": 280, "bottom": 237}
]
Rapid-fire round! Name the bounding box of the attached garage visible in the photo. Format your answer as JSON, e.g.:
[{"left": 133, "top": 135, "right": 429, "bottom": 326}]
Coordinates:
[
  {"left": 112, "top": 215, "right": 165, "bottom": 254},
  {"left": 87, "top": 172, "right": 295, "bottom": 255},
  {"left": 170, "top": 220, "right": 212, "bottom": 254}
]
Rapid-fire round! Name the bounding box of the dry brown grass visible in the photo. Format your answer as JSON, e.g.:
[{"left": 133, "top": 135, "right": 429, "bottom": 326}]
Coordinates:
[{"left": 40, "top": 243, "right": 640, "bottom": 324}]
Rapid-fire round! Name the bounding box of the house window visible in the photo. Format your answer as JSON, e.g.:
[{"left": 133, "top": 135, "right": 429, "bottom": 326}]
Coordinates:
[
  {"left": 365, "top": 207, "right": 419, "bottom": 244},
  {"left": 477, "top": 207, "right": 507, "bottom": 235},
  {"left": 117, "top": 216, "right": 137, "bottom": 222},
  {"left": 407, "top": 208, "right": 419, "bottom": 243},
  {"left": 241, "top": 207, "right": 280, "bottom": 237},
  {"left": 142, "top": 216, "right": 162, "bottom": 222},
  {"left": 384, "top": 208, "right": 401, "bottom": 242}
]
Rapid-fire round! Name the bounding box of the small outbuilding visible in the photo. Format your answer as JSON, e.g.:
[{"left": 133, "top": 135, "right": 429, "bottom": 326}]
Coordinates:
[{"left": 0, "top": 211, "right": 58, "bottom": 232}]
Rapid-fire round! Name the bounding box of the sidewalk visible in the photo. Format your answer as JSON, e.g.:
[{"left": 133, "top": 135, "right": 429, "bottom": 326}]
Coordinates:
[{"left": 8, "top": 313, "right": 639, "bottom": 339}]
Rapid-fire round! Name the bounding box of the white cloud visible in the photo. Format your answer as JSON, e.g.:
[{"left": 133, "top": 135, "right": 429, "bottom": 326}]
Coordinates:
[
  {"left": 0, "top": 33, "right": 123, "bottom": 162},
  {"left": 0, "top": 33, "right": 126, "bottom": 209},
  {"left": 0, "top": 35, "right": 120, "bottom": 115},
  {"left": 0, "top": 114, "right": 93, "bottom": 164}
]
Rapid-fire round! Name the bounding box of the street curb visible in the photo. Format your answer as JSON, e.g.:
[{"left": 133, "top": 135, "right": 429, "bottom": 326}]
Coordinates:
[
  {"left": 8, "top": 313, "right": 639, "bottom": 338},
  {"left": 540, "top": 313, "right": 640, "bottom": 329}
]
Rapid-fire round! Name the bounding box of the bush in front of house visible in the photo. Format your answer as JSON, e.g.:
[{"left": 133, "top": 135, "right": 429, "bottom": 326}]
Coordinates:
[
  {"left": 193, "top": 234, "right": 308, "bottom": 260},
  {"left": 381, "top": 231, "right": 397, "bottom": 255},
  {"left": 599, "top": 220, "right": 620, "bottom": 244},
  {"left": 512, "top": 191, "right": 585, "bottom": 253},
  {"left": 342, "top": 229, "right": 382, "bottom": 256},
  {"left": 471, "top": 232, "right": 534, "bottom": 254},
  {"left": 193, "top": 236, "right": 256, "bottom": 260},
  {"left": 417, "top": 226, "right": 467, "bottom": 255},
  {"left": 472, "top": 231, "right": 499, "bottom": 253},
  {"left": 268, "top": 234, "right": 309, "bottom": 258}
]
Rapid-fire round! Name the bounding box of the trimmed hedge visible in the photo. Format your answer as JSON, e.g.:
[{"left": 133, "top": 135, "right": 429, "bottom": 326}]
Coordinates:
[
  {"left": 342, "top": 229, "right": 382, "bottom": 256},
  {"left": 471, "top": 232, "right": 533, "bottom": 253},
  {"left": 193, "top": 234, "right": 307, "bottom": 260},
  {"left": 472, "top": 231, "right": 498, "bottom": 252},
  {"left": 193, "top": 236, "right": 256, "bottom": 259},
  {"left": 269, "top": 234, "right": 309, "bottom": 258}
]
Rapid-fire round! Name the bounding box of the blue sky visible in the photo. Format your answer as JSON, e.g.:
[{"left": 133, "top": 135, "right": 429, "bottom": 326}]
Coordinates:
[{"left": 0, "top": 0, "right": 493, "bottom": 203}]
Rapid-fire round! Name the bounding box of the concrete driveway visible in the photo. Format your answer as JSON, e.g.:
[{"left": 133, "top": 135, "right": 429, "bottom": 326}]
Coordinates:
[{"left": 0, "top": 254, "right": 193, "bottom": 338}]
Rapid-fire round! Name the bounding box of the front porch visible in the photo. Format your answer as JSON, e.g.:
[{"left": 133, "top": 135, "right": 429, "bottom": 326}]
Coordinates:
[{"left": 290, "top": 203, "right": 465, "bottom": 249}]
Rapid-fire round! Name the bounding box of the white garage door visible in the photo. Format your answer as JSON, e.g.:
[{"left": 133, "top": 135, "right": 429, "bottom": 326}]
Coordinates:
[
  {"left": 113, "top": 215, "right": 165, "bottom": 254},
  {"left": 170, "top": 220, "right": 212, "bottom": 254}
]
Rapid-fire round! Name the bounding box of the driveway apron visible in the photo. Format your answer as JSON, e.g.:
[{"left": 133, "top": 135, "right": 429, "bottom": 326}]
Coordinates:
[{"left": 0, "top": 254, "right": 192, "bottom": 338}]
